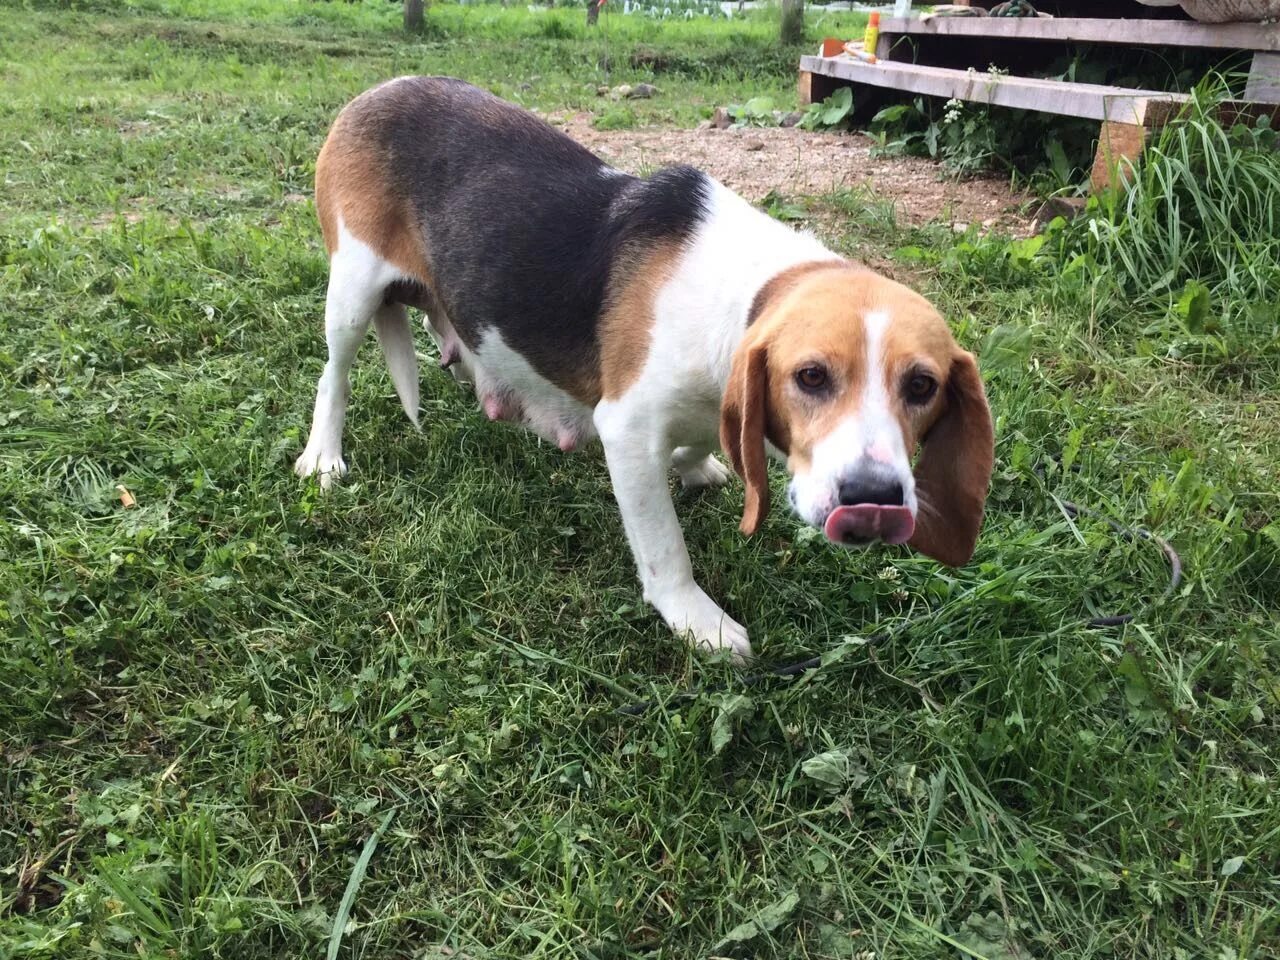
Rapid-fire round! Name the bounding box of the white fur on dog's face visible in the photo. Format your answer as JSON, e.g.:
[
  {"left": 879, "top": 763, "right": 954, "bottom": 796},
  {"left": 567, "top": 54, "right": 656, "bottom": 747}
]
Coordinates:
[{"left": 785, "top": 308, "right": 920, "bottom": 535}]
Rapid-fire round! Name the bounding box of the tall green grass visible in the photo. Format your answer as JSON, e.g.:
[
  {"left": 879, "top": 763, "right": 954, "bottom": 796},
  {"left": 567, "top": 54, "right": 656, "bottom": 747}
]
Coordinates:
[{"left": 1043, "top": 86, "right": 1280, "bottom": 360}]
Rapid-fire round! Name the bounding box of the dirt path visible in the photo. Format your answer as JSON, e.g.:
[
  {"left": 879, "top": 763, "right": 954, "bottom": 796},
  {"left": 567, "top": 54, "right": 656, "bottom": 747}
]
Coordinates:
[{"left": 557, "top": 116, "right": 1028, "bottom": 231}]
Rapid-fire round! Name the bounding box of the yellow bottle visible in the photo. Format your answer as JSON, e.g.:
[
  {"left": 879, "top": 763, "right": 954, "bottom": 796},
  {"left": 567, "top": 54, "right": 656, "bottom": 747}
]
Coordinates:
[{"left": 863, "top": 12, "right": 880, "bottom": 56}]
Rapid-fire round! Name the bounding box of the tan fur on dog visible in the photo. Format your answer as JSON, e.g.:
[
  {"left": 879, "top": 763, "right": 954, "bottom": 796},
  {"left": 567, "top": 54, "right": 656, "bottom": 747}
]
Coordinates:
[
  {"left": 315, "top": 101, "right": 433, "bottom": 284},
  {"left": 598, "top": 243, "right": 685, "bottom": 403}
]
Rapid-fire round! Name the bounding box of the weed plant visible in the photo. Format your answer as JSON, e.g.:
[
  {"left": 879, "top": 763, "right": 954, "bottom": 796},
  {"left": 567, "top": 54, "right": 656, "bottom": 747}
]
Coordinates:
[{"left": 1048, "top": 86, "right": 1280, "bottom": 350}]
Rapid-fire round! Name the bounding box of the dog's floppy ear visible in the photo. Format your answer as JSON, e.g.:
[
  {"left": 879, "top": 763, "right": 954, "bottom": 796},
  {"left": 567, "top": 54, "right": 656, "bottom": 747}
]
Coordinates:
[
  {"left": 908, "top": 351, "right": 994, "bottom": 566},
  {"left": 720, "top": 337, "right": 772, "bottom": 535}
]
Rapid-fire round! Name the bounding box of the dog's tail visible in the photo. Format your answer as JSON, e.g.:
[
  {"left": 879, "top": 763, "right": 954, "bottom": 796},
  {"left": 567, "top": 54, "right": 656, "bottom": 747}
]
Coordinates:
[{"left": 374, "top": 305, "right": 420, "bottom": 428}]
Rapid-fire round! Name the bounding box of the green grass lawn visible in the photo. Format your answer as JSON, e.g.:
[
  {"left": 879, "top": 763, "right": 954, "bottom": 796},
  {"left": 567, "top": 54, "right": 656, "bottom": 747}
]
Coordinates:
[{"left": 2, "top": 2, "right": 1278, "bottom": 958}]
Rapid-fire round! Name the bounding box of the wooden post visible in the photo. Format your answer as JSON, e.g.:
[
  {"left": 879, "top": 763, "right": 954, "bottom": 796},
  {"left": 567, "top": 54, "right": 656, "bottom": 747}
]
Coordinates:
[
  {"left": 404, "top": 0, "right": 425, "bottom": 32},
  {"left": 1090, "top": 121, "right": 1148, "bottom": 192},
  {"left": 1245, "top": 52, "right": 1280, "bottom": 105},
  {"left": 800, "top": 40, "right": 845, "bottom": 106},
  {"left": 798, "top": 71, "right": 841, "bottom": 106},
  {"left": 781, "top": 0, "right": 804, "bottom": 45}
]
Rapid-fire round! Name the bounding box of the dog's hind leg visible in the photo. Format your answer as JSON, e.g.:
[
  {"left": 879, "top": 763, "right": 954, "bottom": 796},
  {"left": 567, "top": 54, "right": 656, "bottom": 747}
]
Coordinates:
[
  {"left": 295, "top": 233, "right": 393, "bottom": 487},
  {"left": 672, "top": 446, "right": 732, "bottom": 490},
  {"left": 374, "top": 301, "right": 420, "bottom": 428}
]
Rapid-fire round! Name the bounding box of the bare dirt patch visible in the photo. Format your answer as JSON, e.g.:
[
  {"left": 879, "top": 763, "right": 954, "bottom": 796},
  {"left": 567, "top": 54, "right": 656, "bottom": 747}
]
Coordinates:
[{"left": 557, "top": 116, "right": 1028, "bottom": 231}]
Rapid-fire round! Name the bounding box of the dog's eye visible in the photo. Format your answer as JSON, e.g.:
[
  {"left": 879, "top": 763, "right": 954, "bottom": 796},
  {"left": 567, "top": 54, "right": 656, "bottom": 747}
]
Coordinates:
[
  {"left": 904, "top": 373, "right": 937, "bottom": 404},
  {"left": 795, "top": 365, "right": 829, "bottom": 392}
]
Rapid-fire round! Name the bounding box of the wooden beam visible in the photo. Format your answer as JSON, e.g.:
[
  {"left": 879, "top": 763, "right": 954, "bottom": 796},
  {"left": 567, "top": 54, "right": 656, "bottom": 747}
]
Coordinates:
[
  {"left": 878, "top": 16, "right": 1280, "bottom": 52},
  {"left": 1090, "top": 121, "right": 1148, "bottom": 192},
  {"left": 1245, "top": 51, "right": 1280, "bottom": 105},
  {"left": 798, "top": 55, "right": 1188, "bottom": 125}
]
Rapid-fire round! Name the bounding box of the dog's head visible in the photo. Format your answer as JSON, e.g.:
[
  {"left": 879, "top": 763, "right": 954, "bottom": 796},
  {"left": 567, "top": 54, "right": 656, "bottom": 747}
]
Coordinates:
[{"left": 720, "top": 263, "right": 994, "bottom": 566}]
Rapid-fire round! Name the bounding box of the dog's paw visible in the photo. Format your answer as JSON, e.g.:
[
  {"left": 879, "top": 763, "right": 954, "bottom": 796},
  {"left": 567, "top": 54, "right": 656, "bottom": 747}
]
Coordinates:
[
  {"left": 294, "top": 447, "right": 347, "bottom": 489},
  {"left": 677, "top": 454, "right": 732, "bottom": 490},
  {"left": 655, "top": 585, "right": 752, "bottom": 662}
]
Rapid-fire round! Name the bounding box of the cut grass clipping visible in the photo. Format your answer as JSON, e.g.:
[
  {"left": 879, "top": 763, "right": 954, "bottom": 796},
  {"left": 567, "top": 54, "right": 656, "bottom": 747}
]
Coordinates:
[{"left": 2, "top": 3, "right": 1278, "bottom": 959}]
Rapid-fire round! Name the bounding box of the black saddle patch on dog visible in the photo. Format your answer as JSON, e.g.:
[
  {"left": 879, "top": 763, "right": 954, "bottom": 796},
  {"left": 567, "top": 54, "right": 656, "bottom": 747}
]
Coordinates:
[{"left": 351, "top": 77, "right": 709, "bottom": 399}]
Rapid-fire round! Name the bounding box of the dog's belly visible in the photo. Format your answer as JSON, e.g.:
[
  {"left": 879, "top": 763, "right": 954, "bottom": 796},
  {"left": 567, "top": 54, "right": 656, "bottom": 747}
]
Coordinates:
[{"left": 426, "top": 317, "right": 597, "bottom": 452}]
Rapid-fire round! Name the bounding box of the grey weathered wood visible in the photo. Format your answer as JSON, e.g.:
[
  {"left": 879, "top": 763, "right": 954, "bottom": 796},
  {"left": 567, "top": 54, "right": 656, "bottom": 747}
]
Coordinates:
[
  {"left": 1245, "top": 51, "right": 1280, "bottom": 103},
  {"left": 879, "top": 16, "right": 1280, "bottom": 52},
  {"left": 798, "top": 55, "right": 1188, "bottom": 124}
]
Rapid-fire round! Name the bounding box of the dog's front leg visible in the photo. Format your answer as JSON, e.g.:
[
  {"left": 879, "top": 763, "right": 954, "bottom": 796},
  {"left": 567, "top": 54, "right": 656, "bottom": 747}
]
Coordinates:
[{"left": 595, "top": 405, "right": 751, "bottom": 660}]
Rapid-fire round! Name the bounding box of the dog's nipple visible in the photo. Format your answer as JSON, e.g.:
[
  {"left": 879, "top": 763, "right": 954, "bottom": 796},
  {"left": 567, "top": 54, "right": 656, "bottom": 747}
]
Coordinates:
[
  {"left": 439, "top": 339, "right": 461, "bottom": 369},
  {"left": 556, "top": 426, "right": 580, "bottom": 453},
  {"left": 482, "top": 391, "right": 520, "bottom": 423}
]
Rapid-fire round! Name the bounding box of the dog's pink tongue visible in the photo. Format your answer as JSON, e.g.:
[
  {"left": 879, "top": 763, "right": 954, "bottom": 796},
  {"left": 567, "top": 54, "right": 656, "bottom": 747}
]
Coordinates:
[{"left": 824, "top": 505, "right": 915, "bottom": 546}]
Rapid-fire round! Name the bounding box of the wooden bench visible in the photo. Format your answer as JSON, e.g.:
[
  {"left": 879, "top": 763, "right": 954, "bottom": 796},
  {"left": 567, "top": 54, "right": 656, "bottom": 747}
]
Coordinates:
[{"left": 798, "top": 14, "right": 1280, "bottom": 189}]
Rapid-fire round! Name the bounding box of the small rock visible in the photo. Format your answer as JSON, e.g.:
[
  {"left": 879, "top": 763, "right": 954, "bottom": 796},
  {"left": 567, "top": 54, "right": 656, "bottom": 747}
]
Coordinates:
[
  {"left": 1030, "top": 196, "right": 1086, "bottom": 233},
  {"left": 780, "top": 111, "right": 804, "bottom": 128},
  {"left": 981, "top": 217, "right": 996, "bottom": 229},
  {"left": 596, "top": 85, "right": 610, "bottom": 97},
  {"left": 517, "top": 82, "right": 532, "bottom": 92},
  {"left": 610, "top": 84, "right": 633, "bottom": 100},
  {"left": 697, "top": 120, "right": 713, "bottom": 131},
  {"left": 743, "top": 137, "right": 765, "bottom": 152},
  {"left": 952, "top": 222, "right": 969, "bottom": 234},
  {"left": 626, "top": 83, "right": 659, "bottom": 99},
  {"left": 710, "top": 106, "right": 732, "bottom": 129}
]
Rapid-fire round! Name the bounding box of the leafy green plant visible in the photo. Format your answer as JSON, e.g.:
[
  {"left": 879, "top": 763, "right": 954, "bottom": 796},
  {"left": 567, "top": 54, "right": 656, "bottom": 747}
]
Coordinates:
[
  {"left": 592, "top": 104, "right": 638, "bottom": 130},
  {"left": 760, "top": 189, "right": 808, "bottom": 222},
  {"left": 867, "top": 84, "right": 1095, "bottom": 183},
  {"left": 620, "top": 0, "right": 729, "bottom": 21},
  {"left": 798, "top": 85, "right": 853, "bottom": 130},
  {"left": 727, "top": 95, "right": 775, "bottom": 127}
]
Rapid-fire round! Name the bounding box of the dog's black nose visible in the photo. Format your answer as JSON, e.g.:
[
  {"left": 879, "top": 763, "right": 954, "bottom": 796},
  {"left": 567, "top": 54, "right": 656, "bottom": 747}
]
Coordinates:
[{"left": 838, "top": 479, "right": 904, "bottom": 507}]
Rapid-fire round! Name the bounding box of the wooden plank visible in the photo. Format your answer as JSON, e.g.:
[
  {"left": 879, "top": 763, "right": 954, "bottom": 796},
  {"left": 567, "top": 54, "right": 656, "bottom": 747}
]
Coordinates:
[
  {"left": 878, "top": 16, "right": 1280, "bottom": 51},
  {"left": 1245, "top": 51, "right": 1280, "bottom": 104},
  {"left": 798, "top": 55, "right": 1188, "bottom": 124}
]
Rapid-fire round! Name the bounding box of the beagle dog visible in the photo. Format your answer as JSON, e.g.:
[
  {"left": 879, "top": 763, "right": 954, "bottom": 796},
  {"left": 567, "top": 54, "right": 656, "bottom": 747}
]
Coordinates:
[{"left": 295, "top": 77, "right": 995, "bottom": 659}]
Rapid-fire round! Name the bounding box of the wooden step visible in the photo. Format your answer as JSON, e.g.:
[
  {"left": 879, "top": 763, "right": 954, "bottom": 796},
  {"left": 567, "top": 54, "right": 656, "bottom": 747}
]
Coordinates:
[
  {"left": 878, "top": 16, "right": 1280, "bottom": 52},
  {"left": 798, "top": 55, "right": 1188, "bottom": 125}
]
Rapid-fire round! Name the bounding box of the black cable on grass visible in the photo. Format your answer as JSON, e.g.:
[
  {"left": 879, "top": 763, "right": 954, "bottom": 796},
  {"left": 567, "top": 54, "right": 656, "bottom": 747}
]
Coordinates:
[
  {"left": 616, "top": 495, "right": 1183, "bottom": 717},
  {"left": 1055, "top": 497, "right": 1182, "bottom": 626}
]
